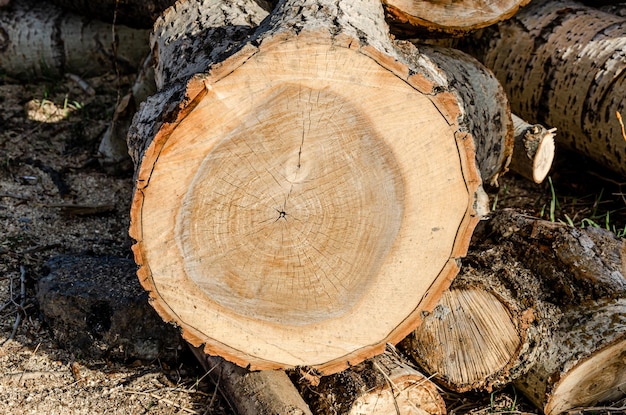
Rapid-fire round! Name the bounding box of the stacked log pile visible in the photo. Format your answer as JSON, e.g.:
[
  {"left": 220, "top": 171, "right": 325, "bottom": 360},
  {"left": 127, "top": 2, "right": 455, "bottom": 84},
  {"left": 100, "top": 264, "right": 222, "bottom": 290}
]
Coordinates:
[
  {"left": 2, "top": 0, "right": 625, "bottom": 413},
  {"left": 402, "top": 209, "right": 626, "bottom": 413}
]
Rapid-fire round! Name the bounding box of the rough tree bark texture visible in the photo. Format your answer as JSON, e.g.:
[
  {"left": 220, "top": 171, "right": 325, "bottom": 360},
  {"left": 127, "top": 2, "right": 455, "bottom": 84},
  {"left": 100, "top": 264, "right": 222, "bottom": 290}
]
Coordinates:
[
  {"left": 457, "top": 0, "right": 626, "bottom": 177},
  {"left": 401, "top": 228, "right": 558, "bottom": 393},
  {"left": 521, "top": 298, "right": 626, "bottom": 415},
  {"left": 126, "top": 0, "right": 516, "bottom": 374},
  {"left": 403, "top": 209, "right": 626, "bottom": 412},
  {"left": 295, "top": 349, "right": 446, "bottom": 415},
  {"left": 0, "top": 0, "right": 149, "bottom": 79},
  {"left": 45, "top": 0, "right": 275, "bottom": 27},
  {"left": 382, "top": 0, "right": 531, "bottom": 37}
]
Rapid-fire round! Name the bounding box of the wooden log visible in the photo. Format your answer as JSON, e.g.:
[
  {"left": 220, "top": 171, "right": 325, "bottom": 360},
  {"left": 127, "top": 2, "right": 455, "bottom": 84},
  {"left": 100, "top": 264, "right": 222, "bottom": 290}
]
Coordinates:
[
  {"left": 0, "top": 0, "right": 149, "bottom": 79},
  {"left": 455, "top": 0, "right": 626, "bottom": 177},
  {"left": 127, "top": 0, "right": 519, "bottom": 374},
  {"left": 401, "top": 209, "right": 626, "bottom": 413},
  {"left": 98, "top": 0, "right": 270, "bottom": 172},
  {"left": 382, "top": 0, "right": 531, "bottom": 37},
  {"left": 487, "top": 209, "right": 626, "bottom": 304},
  {"left": 509, "top": 114, "right": 556, "bottom": 184},
  {"left": 520, "top": 298, "right": 626, "bottom": 415},
  {"left": 401, "top": 241, "right": 557, "bottom": 393},
  {"left": 416, "top": 40, "right": 557, "bottom": 185},
  {"left": 295, "top": 349, "right": 446, "bottom": 415},
  {"left": 189, "top": 346, "right": 313, "bottom": 415}
]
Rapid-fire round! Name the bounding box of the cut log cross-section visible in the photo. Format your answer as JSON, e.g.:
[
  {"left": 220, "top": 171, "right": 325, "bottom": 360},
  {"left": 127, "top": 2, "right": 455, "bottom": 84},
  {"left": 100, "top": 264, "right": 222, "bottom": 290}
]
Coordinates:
[
  {"left": 128, "top": 0, "right": 514, "bottom": 374},
  {"left": 296, "top": 349, "right": 447, "bottom": 415},
  {"left": 509, "top": 113, "right": 556, "bottom": 184},
  {"left": 382, "top": 0, "right": 532, "bottom": 37}
]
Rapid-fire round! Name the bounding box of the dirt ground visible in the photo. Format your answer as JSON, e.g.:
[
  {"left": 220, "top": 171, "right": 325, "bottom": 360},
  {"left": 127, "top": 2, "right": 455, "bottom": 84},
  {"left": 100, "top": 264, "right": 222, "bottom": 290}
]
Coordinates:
[
  {"left": 0, "top": 72, "right": 624, "bottom": 414},
  {"left": 0, "top": 73, "right": 234, "bottom": 415}
]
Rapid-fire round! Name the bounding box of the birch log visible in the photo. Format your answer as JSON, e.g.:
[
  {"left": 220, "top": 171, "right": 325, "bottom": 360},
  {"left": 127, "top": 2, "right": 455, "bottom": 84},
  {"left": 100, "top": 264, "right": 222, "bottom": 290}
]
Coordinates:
[
  {"left": 0, "top": 0, "right": 149, "bottom": 79},
  {"left": 46, "top": 0, "right": 275, "bottom": 28},
  {"left": 457, "top": 0, "right": 626, "bottom": 177},
  {"left": 296, "top": 350, "right": 446, "bottom": 415},
  {"left": 406, "top": 44, "right": 514, "bottom": 186},
  {"left": 190, "top": 346, "right": 313, "bottom": 415}
]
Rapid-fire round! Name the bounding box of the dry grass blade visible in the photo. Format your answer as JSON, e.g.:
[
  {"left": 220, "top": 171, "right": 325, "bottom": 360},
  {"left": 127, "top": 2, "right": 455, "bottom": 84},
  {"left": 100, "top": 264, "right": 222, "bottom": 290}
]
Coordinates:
[
  {"left": 618, "top": 111, "right": 626, "bottom": 142},
  {"left": 1, "top": 265, "right": 26, "bottom": 346}
]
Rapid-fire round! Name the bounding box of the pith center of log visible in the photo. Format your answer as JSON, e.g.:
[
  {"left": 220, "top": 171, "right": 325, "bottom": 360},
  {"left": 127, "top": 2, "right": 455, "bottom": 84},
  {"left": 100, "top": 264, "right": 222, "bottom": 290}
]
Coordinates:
[{"left": 178, "top": 85, "right": 404, "bottom": 325}]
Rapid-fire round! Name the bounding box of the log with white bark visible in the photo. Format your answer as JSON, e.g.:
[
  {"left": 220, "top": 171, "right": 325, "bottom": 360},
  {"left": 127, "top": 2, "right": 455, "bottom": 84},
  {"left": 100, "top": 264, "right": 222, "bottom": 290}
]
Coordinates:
[
  {"left": 127, "top": 0, "right": 518, "bottom": 374},
  {"left": 382, "top": 0, "right": 531, "bottom": 37},
  {"left": 456, "top": 0, "right": 626, "bottom": 177},
  {"left": 189, "top": 346, "right": 313, "bottom": 415},
  {"left": 402, "top": 209, "right": 626, "bottom": 413},
  {"left": 521, "top": 297, "right": 626, "bottom": 415},
  {"left": 295, "top": 349, "right": 447, "bottom": 415},
  {"left": 0, "top": 0, "right": 149, "bottom": 79},
  {"left": 418, "top": 40, "right": 557, "bottom": 184}
]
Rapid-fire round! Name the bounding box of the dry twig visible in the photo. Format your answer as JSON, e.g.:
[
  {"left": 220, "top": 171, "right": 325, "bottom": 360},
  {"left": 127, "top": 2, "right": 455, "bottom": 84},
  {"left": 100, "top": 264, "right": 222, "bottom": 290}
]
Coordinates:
[{"left": 1, "top": 265, "right": 26, "bottom": 345}]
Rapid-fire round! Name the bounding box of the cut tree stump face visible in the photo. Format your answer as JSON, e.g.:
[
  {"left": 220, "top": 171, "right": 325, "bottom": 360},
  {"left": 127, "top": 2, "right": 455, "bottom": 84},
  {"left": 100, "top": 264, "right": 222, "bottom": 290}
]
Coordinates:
[
  {"left": 132, "top": 39, "right": 479, "bottom": 372},
  {"left": 383, "top": 0, "right": 531, "bottom": 34},
  {"left": 547, "top": 339, "right": 626, "bottom": 415}
]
